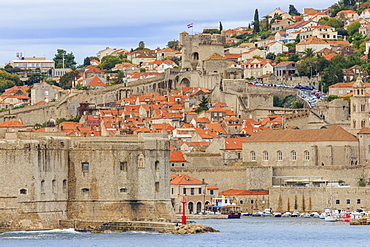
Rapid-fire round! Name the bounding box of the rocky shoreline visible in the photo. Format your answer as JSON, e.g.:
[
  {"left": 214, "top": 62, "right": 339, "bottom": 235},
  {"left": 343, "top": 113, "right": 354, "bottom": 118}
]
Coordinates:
[
  {"left": 73, "top": 220, "right": 219, "bottom": 234},
  {"left": 350, "top": 217, "right": 370, "bottom": 225}
]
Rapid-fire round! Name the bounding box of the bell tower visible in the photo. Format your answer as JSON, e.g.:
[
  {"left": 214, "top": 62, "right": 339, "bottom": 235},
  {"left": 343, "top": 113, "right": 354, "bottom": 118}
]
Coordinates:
[{"left": 350, "top": 77, "right": 369, "bottom": 135}]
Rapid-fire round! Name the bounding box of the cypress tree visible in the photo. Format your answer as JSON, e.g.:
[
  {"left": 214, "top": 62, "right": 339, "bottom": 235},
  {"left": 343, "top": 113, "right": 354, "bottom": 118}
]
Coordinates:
[
  {"left": 254, "top": 9, "right": 260, "bottom": 33},
  {"left": 219, "top": 21, "right": 223, "bottom": 32}
]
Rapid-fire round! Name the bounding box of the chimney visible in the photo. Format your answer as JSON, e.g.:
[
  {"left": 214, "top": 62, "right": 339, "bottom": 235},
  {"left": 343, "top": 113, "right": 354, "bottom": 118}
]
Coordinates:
[{"left": 202, "top": 179, "right": 205, "bottom": 184}]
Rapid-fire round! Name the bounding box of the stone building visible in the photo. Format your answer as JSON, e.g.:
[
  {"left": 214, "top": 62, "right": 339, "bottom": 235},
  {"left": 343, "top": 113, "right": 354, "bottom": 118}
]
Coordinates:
[
  {"left": 170, "top": 174, "right": 218, "bottom": 214},
  {"left": 242, "top": 125, "right": 359, "bottom": 167},
  {"left": 351, "top": 77, "right": 370, "bottom": 135},
  {"left": 31, "top": 82, "right": 62, "bottom": 105},
  {"left": 0, "top": 132, "right": 175, "bottom": 231}
]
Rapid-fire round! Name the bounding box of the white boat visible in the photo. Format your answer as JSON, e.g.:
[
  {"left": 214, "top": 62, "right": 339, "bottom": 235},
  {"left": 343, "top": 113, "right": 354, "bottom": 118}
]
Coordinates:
[
  {"left": 261, "top": 209, "right": 273, "bottom": 217},
  {"left": 319, "top": 213, "right": 326, "bottom": 219},
  {"left": 325, "top": 216, "right": 337, "bottom": 222},
  {"left": 282, "top": 212, "right": 291, "bottom": 217},
  {"left": 273, "top": 212, "right": 282, "bottom": 217}
]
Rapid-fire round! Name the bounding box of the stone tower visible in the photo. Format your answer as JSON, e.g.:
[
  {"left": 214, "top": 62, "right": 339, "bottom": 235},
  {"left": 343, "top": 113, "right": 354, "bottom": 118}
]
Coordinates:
[
  {"left": 180, "top": 31, "right": 225, "bottom": 71},
  {"left": 351, "top": 77, "right": 369, "bottom": 135}
]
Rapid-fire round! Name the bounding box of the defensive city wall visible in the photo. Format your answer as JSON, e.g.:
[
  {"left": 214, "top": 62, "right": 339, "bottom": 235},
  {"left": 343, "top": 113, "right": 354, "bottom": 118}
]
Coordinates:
[{"left": 0, "top": 132, "right": 175, "bottom": 232}]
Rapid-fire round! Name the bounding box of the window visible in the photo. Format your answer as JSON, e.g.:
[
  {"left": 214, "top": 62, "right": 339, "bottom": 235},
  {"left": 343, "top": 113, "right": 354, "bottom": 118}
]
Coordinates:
[
  {"left": 357, "top": 199, "right": 361, "bottom": 204},
  {"left": 120, "top": 162, "right": 127, "bottom": 171},
  {"left": 251, "top": 151, "right": 256, "bottom": 161},
  {"left": 138, "top": 155, "right": 144, "bottom": 168},
  {"left": 237, "top": 153, "right": 241, "bottom": 159},
  {"left": 304, "top": 151, "right": 310, "bottom": 161},
  {"left": 346, "top": 199, "right": 351, "bottom": 204},
  {"left": 209, "top": 189, "right": 214, "bottom": 195},
  {"left": 155, "top": 182, "right": 159, "bottom": 192},
  {"left": 82, "top": 188, "right": 90, "bottom": 193},
  {"left": 120, "top": 188, "right": 127, "bottom": 193},
  {"left": 250, "top": 200, "right": 254, "bottom": 204},
  {"left": 172, "top": 163, "right": 174, "bottom": 166},
  {"left": 171, "top": 188, "right": 174, "bottom": 194},
  {"left": 263, "top": 151, "right": 268, "bottom": 161},
  {"left": 63, "top": 179, "right": 67, "bottom": 192},
  {"left": 52, "top": 179, "right": 56, "bottom": 193},
  {"left": 292, "top": 151, "right": 297, "bottom": 161},
  {"left": 155, "top": 161, "right": 159, "bottom": 171},
  {"left": 240, "top": 200, "right": 243, "bottom": 204},
  {"left": 82, "top": 162, "right": 89, "bottom": 171},
  {"left": 277, "top": 151, "right": 282, "bottom": 161},
  {"left": 41, "top": 180, "right": 45, "bottom": 194},
  {"left": 191, "top": 188, "right": 194, "bottom": 195},
  {"left": 336, "top": 200, "right": 340, "bottom": 204},
  {"left": 20, "top": 189, "right": 27, "bottom": 194},
  {"left": 198, "top": 188, "right": 202, "bottom": 194},
  {"left": 183, "top": 188, "right": 186, "bottom": 195}
]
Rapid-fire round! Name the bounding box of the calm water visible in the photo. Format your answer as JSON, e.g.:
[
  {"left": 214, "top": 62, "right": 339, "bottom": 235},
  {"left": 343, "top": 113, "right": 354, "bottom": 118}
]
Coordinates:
[{"left": 0, "top": 217, "right": 369, "bottom": 247}]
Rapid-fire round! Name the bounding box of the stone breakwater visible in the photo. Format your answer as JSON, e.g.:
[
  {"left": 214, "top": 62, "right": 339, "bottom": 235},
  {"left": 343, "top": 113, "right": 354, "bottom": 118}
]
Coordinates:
[
  {"left": 165, "top": 224, "right": 220, "bottom": 234},
  {"left": 350, "top": 217, "right": 370, "bottom": 225},
  {"left": 74, "top": 221, "right": 219, "bottom": 234}
]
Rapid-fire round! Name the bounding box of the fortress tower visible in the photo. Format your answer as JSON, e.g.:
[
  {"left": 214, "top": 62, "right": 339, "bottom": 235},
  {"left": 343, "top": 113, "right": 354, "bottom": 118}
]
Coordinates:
[{"left": 180, "top": 31, "right": 226, "bottom": 71}]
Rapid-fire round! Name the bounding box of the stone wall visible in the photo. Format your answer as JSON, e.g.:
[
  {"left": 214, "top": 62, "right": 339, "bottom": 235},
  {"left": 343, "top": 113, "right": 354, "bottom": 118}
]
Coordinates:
[
  {"left": 269, "top": 187, "right": 370, "bottom": 212},
  {"left": 0, "top": 132, "right": 175, "bottom": 232}
]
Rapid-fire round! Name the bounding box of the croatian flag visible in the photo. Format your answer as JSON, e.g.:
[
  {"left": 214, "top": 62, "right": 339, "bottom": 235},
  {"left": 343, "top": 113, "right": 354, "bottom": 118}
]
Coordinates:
[{"left": 187, "top": 23, "right": 193, "bottom": 28}]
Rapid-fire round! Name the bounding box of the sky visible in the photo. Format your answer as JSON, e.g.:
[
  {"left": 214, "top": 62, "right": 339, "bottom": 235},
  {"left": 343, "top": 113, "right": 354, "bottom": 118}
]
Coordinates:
[{"left": 0, "top": 0, "right": 337, "bottom": 66}]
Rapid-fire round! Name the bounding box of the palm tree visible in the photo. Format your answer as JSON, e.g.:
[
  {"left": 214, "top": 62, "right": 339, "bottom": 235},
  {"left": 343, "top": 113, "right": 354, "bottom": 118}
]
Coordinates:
[
  {"left": 263, "top": 15, "right": 272, "bottom": 31},
  {"left": 70, "top": 66, "right": 79, "bottom": 88},
  {"left": 304, "top": 48, "right": 315, "bottom": 58}
]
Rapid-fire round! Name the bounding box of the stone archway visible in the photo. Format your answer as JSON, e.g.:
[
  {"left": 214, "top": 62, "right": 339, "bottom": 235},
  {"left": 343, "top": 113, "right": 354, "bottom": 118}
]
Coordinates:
[
  {"left": 196, "top": 202, "right": 202, "bottom": 213},
  {"left": 188, "top": 201, "right": 194, "bottom": 214},
  {"left": 180, "top": 78, "right": 190, "bottom": 87}
]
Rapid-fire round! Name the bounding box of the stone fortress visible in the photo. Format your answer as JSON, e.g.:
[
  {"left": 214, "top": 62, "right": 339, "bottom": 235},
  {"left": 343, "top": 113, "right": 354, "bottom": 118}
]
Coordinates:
[
  {"left": 0, "top": 132, "right": 174, "bottom": 231},
  {"left": 1, "top": 31, "right": 370, "bottom": 231}
]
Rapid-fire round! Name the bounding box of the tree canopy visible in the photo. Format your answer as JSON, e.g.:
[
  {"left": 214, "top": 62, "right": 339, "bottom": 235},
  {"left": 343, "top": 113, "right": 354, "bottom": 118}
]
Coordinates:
[
  {"left": 288, "top": 5, "right": 300, "bottom": 16},
  {"left": 98, "top": 55, "right": 131, "bottom": 71},
  {"left": 53, "top": 49, "right": 77, "bottom": 69},
  {"left": 253, "top": 9, "right": 260, "bottom": 33},
  {"left": 0, "top": 70, "right": 23, "bottom": 93}
]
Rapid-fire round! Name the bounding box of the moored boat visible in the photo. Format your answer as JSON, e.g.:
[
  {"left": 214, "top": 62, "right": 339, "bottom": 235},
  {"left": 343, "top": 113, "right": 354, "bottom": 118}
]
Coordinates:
[{"left": 204, "top": 198, "right": 241, "bottom": 218}]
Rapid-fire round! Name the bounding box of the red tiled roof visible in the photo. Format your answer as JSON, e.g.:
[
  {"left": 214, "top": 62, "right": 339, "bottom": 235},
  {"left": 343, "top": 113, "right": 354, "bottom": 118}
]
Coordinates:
[
  {"left": 0, "top": 120, "right": 26, "bottom": 128},
  {"left": 170, "top": 174, "right": 207, "bottom": 185},
  {"left": 224, "top": 137, "right": 248, "bottom": 150},
  {"left": 170, "top": 151, "right": 186, "bottom": 162}
]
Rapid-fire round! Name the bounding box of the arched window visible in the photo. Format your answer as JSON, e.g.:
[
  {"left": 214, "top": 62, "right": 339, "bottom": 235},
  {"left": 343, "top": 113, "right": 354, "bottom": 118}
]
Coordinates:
[
  {"left": 277, "top": 151, "right": 282, "bottom": 161},
  {"left": 63, "top": 179, "right": 67, "bottom": 192},
  {"left": 41, "top": 180, "right": 45, "bottom": 194},
  {"left": 20, "top": 189, "right": 27, "bottom": 194},
  {"left": 155, "top": 161, "right": 159, "bottom": 171},
  {"left": 361, "top": 104, "right": 365, "bottom": 111},
  {"left": 304, "top": 151, "right": 310, "bottom": 161},
  {"left": 361, "top": 119, "right": 366, "bottom": 128},
  {"left": 263, "top": 151, "right": 269, "bottom": 161},
  {"left": 138, "top": 154, "right": 145, "bottom": 169},
  {"left": 251, "top": 151, "right": 256, "bottom": 161},
  {"left": 52, "top": 179, "right": 56, "bottom": 193},
  {"left": 353, "top": 104, "right": 356, "bottom": 112},
  {"left": 353, "top": 120, "right": 356, "bottom": 128},
  {"left": 291, "top": 151, "right": 297, "bottom": 161}
]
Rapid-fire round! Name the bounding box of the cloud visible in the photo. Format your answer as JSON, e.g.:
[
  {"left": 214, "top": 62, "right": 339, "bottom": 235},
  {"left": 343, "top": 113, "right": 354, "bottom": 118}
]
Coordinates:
[{"left": 0, "top": 0, "right": 336, "bottom": 64}]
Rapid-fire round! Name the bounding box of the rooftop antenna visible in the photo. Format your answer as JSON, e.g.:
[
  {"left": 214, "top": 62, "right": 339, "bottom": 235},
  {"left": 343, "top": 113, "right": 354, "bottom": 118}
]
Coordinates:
[{"left": 16, "top": 52, "right": 23, "bottom": 60}]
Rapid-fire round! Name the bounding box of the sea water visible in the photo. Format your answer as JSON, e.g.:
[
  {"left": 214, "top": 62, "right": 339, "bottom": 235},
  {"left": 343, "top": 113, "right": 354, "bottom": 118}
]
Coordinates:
[{"left": 0, "top": 217, "right": 369, "bottom": 247}]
